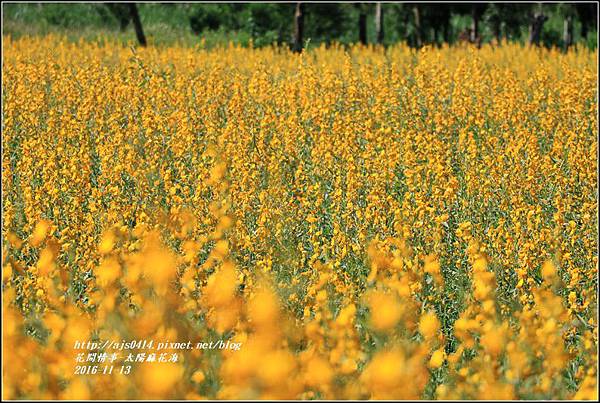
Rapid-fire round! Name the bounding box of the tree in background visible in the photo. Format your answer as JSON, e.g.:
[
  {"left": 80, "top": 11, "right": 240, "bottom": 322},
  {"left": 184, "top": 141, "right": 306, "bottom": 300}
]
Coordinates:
[
  {"left": 189, "top": 4, "right": 226, "bottom": 33},
  {"left": 528, "top": 3, "right": 548, "bottom": 46},
  {"left": 106, "top": 3, "right": 131, "bottom": 31},
  {"left": 487, "top": 3, "right": 503, "bottom": 44},
  {"left": 470, "top": 3, "right": 487, "bottom": 45},
  {"left": 564, "top": 14, "right": 573, "bottom": 50},
  {"left": 355, "top": 3, "right": 368, "bottom": 45},
  {"left": 3, "top": 3, "right": 598, "bottom": 49},
  {"left": 481, "top": 3, "right": 531, "bottom": 44},
  {"left": 575, "top": 2, "right": 598, "bottom": 42},
  {"left": 293, "top": 3, "right": 304, "bottom": 52},
  {"left": 128, "top": 3, "right": 146, "bottom": 47},
  {"left": 104, "top": 2, "right": 146, "bottom": 46},
  {"left": 412, "top": 4, "right": 422, "bottom": 48},
  {"left": 302, "top": 3, "right": 355, "bottom": 46},
  {"left": 557, "top": 3, "right": 577, "bottom": 51},
  {"left": 375, "top": 2, "right": 384, "bottom": 45},
  {"left": 425, "top": 5, "right": 452, "bottom": 45}
]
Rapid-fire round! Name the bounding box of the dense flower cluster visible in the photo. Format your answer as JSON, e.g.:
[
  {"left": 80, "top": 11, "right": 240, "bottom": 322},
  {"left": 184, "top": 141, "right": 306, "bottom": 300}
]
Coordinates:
[{"left": 2, "top": 36, "right": 597, "bottom": 400}]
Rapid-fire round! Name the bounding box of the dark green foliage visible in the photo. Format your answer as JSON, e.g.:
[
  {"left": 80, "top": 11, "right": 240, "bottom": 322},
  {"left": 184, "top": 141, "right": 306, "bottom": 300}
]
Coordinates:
[{"left": 2, "top": 2, "right": 597, "bottom": 49}]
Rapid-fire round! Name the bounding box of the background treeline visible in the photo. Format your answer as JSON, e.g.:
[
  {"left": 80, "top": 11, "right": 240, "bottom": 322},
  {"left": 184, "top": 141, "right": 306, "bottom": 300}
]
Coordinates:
[{"left": 2, "top": 2, "right": 598, "bottom": 50}]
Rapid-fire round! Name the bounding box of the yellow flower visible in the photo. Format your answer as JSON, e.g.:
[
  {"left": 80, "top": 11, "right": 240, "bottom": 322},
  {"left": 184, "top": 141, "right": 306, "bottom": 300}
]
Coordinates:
[
  {"left": 248, "top": 287, "right": 280, "bottom": 327},
  {"left": 213, "top": 240, "right": 229, "bottom": 260},
  {"left": 424, "top": 254, "right": 440, "bottom": 276},
  {"left": 61, "top": 378, "right": 90, "bottom": 400},
  {"left": 303, "top": 356, "right": 333, "bottom": 388},
  {"left": 2, "top": 36, "right": 597, "bottom": 401},
  {"left": 191, "top": 370, "right": 206, "bottom": 384},
  {"left": 480, "top": 324, "right": 506, "bottom": 357},
  {"left": 204, "top": 261, "right": 238, "bottom": 308},
  {"left": 335, "top": 303, "right": 356, "bottom": 327},
  {"left": 36, "top": 246, "right": 56, "bottom": 276},
  {"left": 257, "top": 349, "right": 296, "bottom": 387},
  {"left": 98, "top": 230, "right": 115, "bottom": 254},
  {"left": 30, "top": 220, "right": 51, "bottom": 247},
  {"left": 360, "top": 350, "right": 405, "bottom": 397},
  {"left": 95, "top": 257, "right": 121, "bottom": 287},
  {"left": 541, "top": 260, "right": 557, "bottom": 282},
  {"left": 138, "top": 363, "right": 184, "bottom": 398},
  {"left": 368, "top": 291, "right": 402, "bottom": 331},
  {"left": 419, "top": 311, "right": 440, "bottom": 340},
  {"left": 429, "top": 348, "right": 446, "bottom": 368}
]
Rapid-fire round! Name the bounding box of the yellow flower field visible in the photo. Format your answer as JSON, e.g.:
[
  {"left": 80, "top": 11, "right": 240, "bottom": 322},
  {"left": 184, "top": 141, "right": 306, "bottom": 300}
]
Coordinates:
[{"left": 2, "top": 35, "right": 598, "bottom": 400}]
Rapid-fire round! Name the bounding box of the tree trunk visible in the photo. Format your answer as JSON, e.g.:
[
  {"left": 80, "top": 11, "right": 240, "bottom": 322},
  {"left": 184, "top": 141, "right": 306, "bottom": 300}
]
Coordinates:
[
  {"left": 412, "top": 5, "right": 422, "bottom": 48},
  {"left": 128, "top": 3, "right": 146, "bottom": 47},
  {"left": 563, "top": 16, "right": 573, "bottom": 51},
  {"left": 470, "top": 5, "right": 479, "bottom": 43},
  {"left": 107, "top": 4, "right": 131, "bottom": 32},
  {"left": 492, "top": 20, "right": 501, "bottom": 44},
  {"left": 293, "top": 3, "right": 304, "bottom": 53},
  {"left": 375, "top": 2, "right": 384, "bottom": 45},
  {"left": 120, "top": 18, "right": 130, "bottom": 32},
  {"left": 529, "top": 13, "right": 547, "bottom": 46},
  {"left": 443, "top": 21, "right": 449, "bottom": 44},
  {"left": 358, "top": 4, "right": 367, "bottom": 45},
  {"left": 492, "top": 4, "right": 503, "bottom": 45},
  {"left": 581, "top": 20, "right": 588, "bottom": 40}
]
